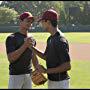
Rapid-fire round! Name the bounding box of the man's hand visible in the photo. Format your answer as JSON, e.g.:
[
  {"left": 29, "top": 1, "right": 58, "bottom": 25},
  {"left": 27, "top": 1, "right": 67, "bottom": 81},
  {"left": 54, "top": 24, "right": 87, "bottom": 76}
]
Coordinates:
[{"left": 24, "top": 37, "right": 36, "bottom": 48}]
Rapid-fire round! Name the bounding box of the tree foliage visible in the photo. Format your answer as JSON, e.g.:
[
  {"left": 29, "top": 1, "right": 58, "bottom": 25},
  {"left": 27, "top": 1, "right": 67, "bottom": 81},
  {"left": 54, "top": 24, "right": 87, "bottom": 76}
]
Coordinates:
[{"left": 0, "top": 7, "right": 18, "bottom": 24}]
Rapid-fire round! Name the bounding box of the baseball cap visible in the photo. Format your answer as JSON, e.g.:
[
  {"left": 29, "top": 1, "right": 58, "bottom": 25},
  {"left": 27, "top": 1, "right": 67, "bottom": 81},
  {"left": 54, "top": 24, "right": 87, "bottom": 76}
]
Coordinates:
[
  {"left": 38, "top": 9, "right": 59, "bottom": 22},
  {"left": 19, "top": 12, "right": 34, "bottom": 21}
]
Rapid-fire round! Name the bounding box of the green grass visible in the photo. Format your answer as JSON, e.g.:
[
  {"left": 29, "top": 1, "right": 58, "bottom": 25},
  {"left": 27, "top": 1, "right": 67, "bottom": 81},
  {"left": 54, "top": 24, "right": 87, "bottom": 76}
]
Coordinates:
[
  {"left": 0, "top": 33, "right": 11, "bottom": 43},
  {"left": 28, "top": 32, "right": 50, "bottom": 43},
  {"left": 0, "top": 53, "right": 9, "bottom": 89},
  {"left": 0, "top": 32, "right": 90, "bottom": 43},
  {"left": 64, "top": 32, "right": 90, "bottom": 44},
  {"left": 0, "top": 33, "right": 50, "bottom": 43},
  {"left": 69, "top": 60, "right": 90, "bottom": 89}
]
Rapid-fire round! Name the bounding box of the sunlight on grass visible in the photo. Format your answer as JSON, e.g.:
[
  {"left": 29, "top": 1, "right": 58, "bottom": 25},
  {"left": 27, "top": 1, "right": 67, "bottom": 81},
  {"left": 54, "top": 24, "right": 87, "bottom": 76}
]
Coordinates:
[
  {"left": 0, "top": 32, "right": 90, "bottom": 43},
  {"left": 65, "top": 33, "right": 90, "bottom": 44}
]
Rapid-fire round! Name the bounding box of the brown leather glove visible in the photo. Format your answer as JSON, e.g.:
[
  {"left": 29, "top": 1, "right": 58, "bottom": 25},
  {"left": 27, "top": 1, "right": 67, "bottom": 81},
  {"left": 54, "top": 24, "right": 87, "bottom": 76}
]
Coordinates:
[{"left": 31, "top": 69, "right": 47, "bottom": 85}]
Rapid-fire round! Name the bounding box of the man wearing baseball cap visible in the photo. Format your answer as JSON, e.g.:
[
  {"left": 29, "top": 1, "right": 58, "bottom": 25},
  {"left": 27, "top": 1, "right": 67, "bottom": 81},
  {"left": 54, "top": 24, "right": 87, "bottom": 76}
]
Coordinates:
[
  {"left": 30, "top": 9, "right": 71, "bottom": 89},
  {"left": 5, "top": 12, "right": 39, "bottom": 89}
]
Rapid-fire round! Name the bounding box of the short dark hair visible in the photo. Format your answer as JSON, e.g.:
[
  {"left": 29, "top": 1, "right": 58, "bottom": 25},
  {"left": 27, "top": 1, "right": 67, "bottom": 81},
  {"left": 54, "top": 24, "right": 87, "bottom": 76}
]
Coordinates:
[
  {"left": 50, "top": 20, "right": 57, "bottom": 27},
  {"left": 45, "top": 19, "right": 57, "bottom": 27}
]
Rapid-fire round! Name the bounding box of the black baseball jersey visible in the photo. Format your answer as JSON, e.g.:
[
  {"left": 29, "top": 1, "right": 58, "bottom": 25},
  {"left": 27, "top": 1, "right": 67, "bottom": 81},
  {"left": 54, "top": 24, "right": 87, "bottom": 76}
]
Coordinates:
[
  {"left": 44, "top": 31, "right": 71, "bottom": 81},
  {"left": 6, "top": 32, "right": 33, "bottom": 75}
]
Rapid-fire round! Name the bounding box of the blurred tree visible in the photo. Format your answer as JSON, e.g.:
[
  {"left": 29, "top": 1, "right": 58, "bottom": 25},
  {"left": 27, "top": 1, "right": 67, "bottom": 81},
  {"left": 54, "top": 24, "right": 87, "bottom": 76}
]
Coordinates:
[
  {"left": 63, "top": 1, "right": 90, "bottom": 25},
  {"left": 0, "top": 7, "right": 18, "bottom": 24}
]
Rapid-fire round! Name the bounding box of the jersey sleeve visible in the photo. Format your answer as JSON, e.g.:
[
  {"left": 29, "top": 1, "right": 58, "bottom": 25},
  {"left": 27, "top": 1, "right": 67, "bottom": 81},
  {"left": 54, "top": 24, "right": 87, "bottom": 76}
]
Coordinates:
[
  {"left": 54, "top": 37, "right": 71, "bottom": 64},
  {"left": 5, "top": 35, "right": 16, "bottom": 54}
]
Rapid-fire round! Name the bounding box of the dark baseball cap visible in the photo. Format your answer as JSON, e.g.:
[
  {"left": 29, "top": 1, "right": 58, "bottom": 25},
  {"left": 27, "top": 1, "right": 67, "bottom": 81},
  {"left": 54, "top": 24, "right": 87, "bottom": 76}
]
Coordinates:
[
  {"left": 19, "top": 12, "right": 34, "bottom": 21},
  {"left": 38, "top": 9, "right": 59, "bottom": 22}
]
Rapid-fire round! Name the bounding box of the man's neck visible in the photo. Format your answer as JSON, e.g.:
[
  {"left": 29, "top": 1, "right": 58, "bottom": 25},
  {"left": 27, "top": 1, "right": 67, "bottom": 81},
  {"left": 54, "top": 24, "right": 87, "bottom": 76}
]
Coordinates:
[
  {"left": 49, "top": 27, "right": 58, "bottom": 36},
  {"left": 19, "top": 28, "right": 28, "bottom": 36}
]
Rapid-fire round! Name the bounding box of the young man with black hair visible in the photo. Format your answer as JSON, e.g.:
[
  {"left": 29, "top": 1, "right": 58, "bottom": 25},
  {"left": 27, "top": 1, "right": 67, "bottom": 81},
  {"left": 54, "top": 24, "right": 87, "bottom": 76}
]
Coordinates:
[
  {"left": 5, "top": 12, "right": 39, "bottom": 89},
  {"left": 30, "top": 9, "right": 71, "bottom": 89}
]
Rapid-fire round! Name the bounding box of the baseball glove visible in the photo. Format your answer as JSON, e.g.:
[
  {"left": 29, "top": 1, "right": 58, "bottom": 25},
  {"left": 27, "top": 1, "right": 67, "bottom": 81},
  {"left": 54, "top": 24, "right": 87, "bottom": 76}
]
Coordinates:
[{"left": 31, "top": 69, "right": 47, "bottom": 85}]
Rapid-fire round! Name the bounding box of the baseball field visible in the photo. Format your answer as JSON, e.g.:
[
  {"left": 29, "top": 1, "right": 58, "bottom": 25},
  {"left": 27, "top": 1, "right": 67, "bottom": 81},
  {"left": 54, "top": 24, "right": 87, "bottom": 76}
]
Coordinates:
[{"left": 0, "top": 32, "right": 90, "bottom": 89}]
